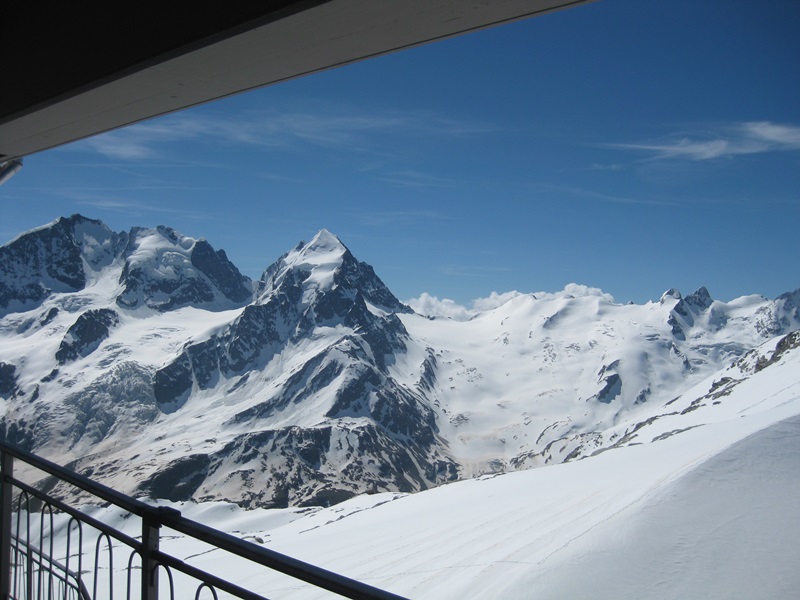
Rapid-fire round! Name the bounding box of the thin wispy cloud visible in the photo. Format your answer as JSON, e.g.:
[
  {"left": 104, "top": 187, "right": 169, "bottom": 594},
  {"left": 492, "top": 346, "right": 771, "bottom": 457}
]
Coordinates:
[
  {"left": 536, "top": 184, "right": 675, "bottom": 207},
  {"left": 73, "top": 197, "right": 214, "bottom": 220},
  {"left": 73, "top": 108, "right": 495, "bottom": 161},
  {"left": 375, "top": 169, "right": 460, "bottom": 189},
  {"left": 742, "top": 121, "right": 800, "bottom": 146},
  {"left": 350, "top": 209, "right": 450, "bottom": 227},
  {"left": 608, "top": 121, "right": 800, "bottom": 161},
  {"left": 587, "top": 163, "right": 626, "bottom": 172},
  {"left": 75, "top": 118, "right": 218, "bottom": 160}
]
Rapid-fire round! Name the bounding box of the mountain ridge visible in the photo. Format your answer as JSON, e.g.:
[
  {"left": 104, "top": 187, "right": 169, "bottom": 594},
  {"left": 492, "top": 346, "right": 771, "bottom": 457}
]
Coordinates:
[{"left": 0, "top": 215, "right": 798, "bottom": 508}]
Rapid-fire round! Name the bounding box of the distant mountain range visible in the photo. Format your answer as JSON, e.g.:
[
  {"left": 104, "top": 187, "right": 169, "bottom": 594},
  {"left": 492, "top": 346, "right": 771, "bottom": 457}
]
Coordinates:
[{"left": 1, "top": 215, "right": 798, "bottom": 508}]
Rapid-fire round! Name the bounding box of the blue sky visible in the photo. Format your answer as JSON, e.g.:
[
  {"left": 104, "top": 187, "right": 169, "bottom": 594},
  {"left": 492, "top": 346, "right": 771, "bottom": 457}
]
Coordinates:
[{"left": 2, "top": 0, "right": 799, "bottom": 306}]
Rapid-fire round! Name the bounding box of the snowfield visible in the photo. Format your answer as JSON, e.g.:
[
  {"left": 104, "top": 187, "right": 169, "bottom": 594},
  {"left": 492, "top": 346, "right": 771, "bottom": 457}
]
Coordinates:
[
  {"left": 27, "top": 328, "right": 797, "bottom": 599},
  {"left": 152, "top": 333, "right": 800, "bottom": 599}
]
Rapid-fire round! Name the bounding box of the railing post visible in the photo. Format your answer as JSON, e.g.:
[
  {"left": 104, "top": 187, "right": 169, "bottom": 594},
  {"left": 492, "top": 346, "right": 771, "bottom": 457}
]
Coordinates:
[
  {"left": 25, "top": 546, "right": 32, "bottom": 600},
  {"left": 0, "top": 451, "right": 13, "bottom": 600},
  {"left": 142, "top": 514, "right": 160, "bottom": 600}
]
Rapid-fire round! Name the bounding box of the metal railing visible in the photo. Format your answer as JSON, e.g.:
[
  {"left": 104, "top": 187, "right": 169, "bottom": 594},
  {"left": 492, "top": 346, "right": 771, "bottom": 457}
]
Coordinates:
[{"left": 0, "top": 441, "right": 408, "bottom": 600}]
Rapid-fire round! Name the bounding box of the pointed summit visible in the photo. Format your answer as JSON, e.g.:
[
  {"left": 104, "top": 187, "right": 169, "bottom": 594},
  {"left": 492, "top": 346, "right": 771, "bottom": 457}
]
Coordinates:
[
  {"left": 257, "top": 230, "right": 409, "bottom": 314},
  {"left": 306, "top": 228, "right": 347, "bottom": 254},
  {"left": 117, "top": 225, "right": 252, "bottom": 312},
  {"left": 291, "top": 228, "right": 349, "bottom": 276},
  {"left": 256, "top": 229, "right": 349, "bottom": 303},
  {"left": 0, "top": 214, "right": 120, "bottom": 313},
  {"left": 685, "top": 286, "right": 714, "bottom": 310},
  {"left": 660, "top": 288, "right": 682, "bottom": 304}
]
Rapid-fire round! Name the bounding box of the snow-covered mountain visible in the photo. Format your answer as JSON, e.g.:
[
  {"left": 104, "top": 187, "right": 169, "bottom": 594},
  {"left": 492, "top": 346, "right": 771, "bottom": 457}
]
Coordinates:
[
  {"left": 1, "top": 215, "right": 798, "bottom": 511},
  {"left": 153, "top": 332, "right": 800, "bottom": 599},
  {"left": 28, "top": 327, "right": 800, "bottom": 599}
]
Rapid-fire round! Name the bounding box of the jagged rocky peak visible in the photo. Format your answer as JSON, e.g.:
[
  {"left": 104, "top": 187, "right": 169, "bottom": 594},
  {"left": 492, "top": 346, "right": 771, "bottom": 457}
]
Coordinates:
[
  {"left": 69, "top": 215, "right": 124, "bottom": 271},
  {"left": 117, "top": 225, "right": 252, "bottom": 312},
  {"left": 775, "top": 288, "right": 800, "bottom": 319},
  {"left": 754, "top": 287, "right": 800, "bottom": 338},
  {"left": 152, "top": 230, "right": 413, "bottom": 410},
  {"left": 257, "top": 229, "right": 410, "bottom": 314},
  {"left": 660, "top": 288, "right": 682, "bottom": 303},
  {"left": 684, "top": 286, "right": 714, "bottom": 310},
  {"left": 0, "top": 214, "right": 122, "bottom": 313}
]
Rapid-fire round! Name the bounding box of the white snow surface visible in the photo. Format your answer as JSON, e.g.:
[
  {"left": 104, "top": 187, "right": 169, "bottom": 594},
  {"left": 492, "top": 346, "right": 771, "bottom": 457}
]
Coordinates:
[
  {"left": 33, "top": 336, "right": 800, "bottom": 599},
  {"left": 257, "top": 229, "right": 348, "bottom": 304},
  {"left": 210, "top": 332, "right": 798, "bottom": 599}
]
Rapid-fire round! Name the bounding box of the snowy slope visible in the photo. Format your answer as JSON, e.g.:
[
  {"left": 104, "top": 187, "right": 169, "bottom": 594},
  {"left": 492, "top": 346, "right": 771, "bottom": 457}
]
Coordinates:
[
  {"left": 36, "top": 330, "right": 799, "bottom": 599},
  {"left": 159, "top": 331, "right": 800, "bottom": 599},
  {"left": 393, "top": 287, "right": 798, "bottom": 474}
]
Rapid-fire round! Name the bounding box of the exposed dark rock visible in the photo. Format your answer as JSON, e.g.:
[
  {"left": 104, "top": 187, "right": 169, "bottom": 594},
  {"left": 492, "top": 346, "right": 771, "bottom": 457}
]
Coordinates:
[
  {"left": 0, "top": 402, "right": 56, "bottom": 452},
  {"left": 156, "top": 232, "right": 412, "bottom": 412},
  {"left": 743, "top": 330, "right": 800, "bottom": 373},
  {"left": 591, "top": 373, "right": 622, "bottom": 404},
  {"left": 116, "top": 226, "right": 252, "bottom": 312},
  {"left": 232, "top": 352, "right": 343, "bottom": 423},
  {"left": 335, "top": 249, "right": 412, "bottom": 314},
  {"left": 56, "top": 309, "right": 119, "bottom": 364},
  {"left": 635, "top": 386, "right": 651, "bottom": 405},
  {"left": 0, "top": 214, "right": 255, "bottom": 316},
  {"left": 667, "top": 313, "right": 686, "bottom": 340},
  {"left": 685, "top": 286, "right": 714, "bottom": 310},
  {"left": 153, "top": 354, "right": 193, "bottom": 412},
  {"left": 0, "top": 215, "right": 110, "bottom": 312},
  {"left": 671, "top": 298, "right": 696, "bottom": 327},
  {"left": 0, "top": 417, "right": 37, "bottom": 451},
  {"left": 257, "top": 234, "right": 411, "bottom": 315},
  {"left": 144, "top": 454, "right": 211, "bottom": 502},
  {"left": 0, "top": 362, "right": 17, "bottom": 397},
  {"left": 660, "top": 288, "right": 682, "bottom": 304},
  {"left": 754, "top": 289, "right": 800, "bottom": 338},
  {"left": 198, "top": 422, "right": 457, "bottom": 509},
  {"left": 39, "top": 307, "right": 59, "bottom": 326},
  {"left": 417, "top": 348, "right": 438, "bottom": 392},
  {"left": 189, "top": 240, "right": 253, "bottom": 303}
]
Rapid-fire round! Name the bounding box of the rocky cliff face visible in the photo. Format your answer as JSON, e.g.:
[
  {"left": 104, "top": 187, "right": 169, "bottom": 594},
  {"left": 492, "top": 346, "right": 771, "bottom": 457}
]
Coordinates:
[
  {"left": 146, "top": 230, "right": 453, "bottom": 507},
  {"left": 116, "top": 225, "right": 253, "bottom": 311},
  {"left": 0, "top": 215, "right": 122, "bottom": 313}
]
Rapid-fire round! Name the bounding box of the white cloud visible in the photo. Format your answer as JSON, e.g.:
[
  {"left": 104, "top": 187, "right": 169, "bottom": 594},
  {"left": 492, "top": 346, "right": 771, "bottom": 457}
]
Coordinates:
[
  {"left": 742, "top": 121, "right": 800, "bottom": 147},
  {"left": 471, "top": 291, "right": 525, "bottom": 312},
  {"left": 608, "top": 121, "right": 800, "bottom": 161},
  {"left": 540, "top": 283, "right": 615, "bottom": 303},
  {"left": 405, "top": 293, "right": 475, "bottom": 321},
  {"left": 76, "top": 117, "right": 205, "bottom": 159},
  {"left": 406, "top": 285, "right": 613, "bottom": 320},
  {"left": 72, "top": 108, "right": 494, "bottom": 161}
]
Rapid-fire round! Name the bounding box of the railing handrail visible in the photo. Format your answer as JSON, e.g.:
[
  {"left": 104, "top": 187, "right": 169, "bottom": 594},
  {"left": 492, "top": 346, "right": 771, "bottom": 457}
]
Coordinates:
[
  {"left": 10, "top": 533, "right": 92, "bottom": 600},
  {"left": 0, "top": 440, "right": 409, "bottom": 600},
  {"left": 0, "top": 442, "right": 169, "bottom": 521}
]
